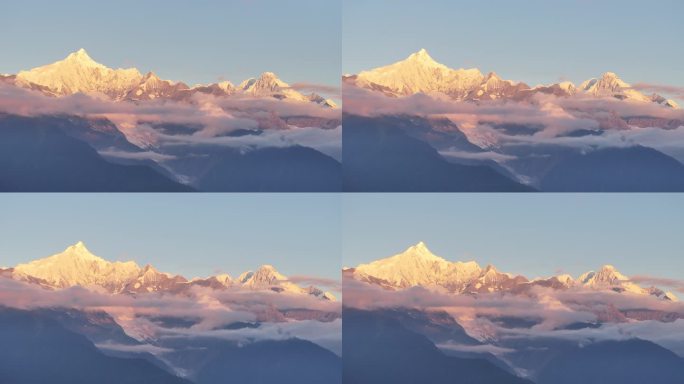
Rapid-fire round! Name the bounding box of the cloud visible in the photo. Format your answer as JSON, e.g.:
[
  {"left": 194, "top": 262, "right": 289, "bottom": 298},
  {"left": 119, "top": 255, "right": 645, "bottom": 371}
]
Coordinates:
[
  {"left": 631, "top": 83, "right": 684, "bottom": 100},
  {"left": 343, "top": 276, "right": 684, "bottom": 349},
  {"left": 287, "top": 275, "right": 342, "bottom": 292},
  {"left": 160, "top": 125, "right": 342, "bottom": 161},
  {"left": 436, "top": 342, "right": 516, "bottom": 356},
  {"left": 631, "top": 276, "right": 684, "bottom": 293},
  {"left": 0, "top": 276, "right": 340, "bottom": 351},
  {"left": 160, "top": 318, "right": 342, "bottom": 356},
  {"left": 439, "top": 149, "right": 517, "bottom": 162},
  {"left": 95, "top": 342, "right": 174, "bottom": 355},
  {"left": 343, "top": 83, "right": 684, "bottom": 157},
  {"left": 0, "top": 83, "right": 341, "bottom": 153},
  {"left": 98, "top": 149, "right": 177, "bottom": 162},
  {"left": 499, "top": 319, "right": 684, "bottom": 357},
  {"left": 343, "top": 84, "right": 602, "bottom": 136},
  {"left": 288, "top": 82, "right": 340, "bottom": 96}
]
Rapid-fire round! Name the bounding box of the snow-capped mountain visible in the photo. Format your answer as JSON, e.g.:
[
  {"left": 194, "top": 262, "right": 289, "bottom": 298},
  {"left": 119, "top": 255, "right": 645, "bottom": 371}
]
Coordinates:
[
  {"left": 353, "top": 241, "right": 483, "bottom": 292},
  {"left": 353, "top": 49, "right": 487, "bottom": 99},
  {"left": 348, "top": 49, "right": 678, "bottom": 108},
  {"left": 9, "top": 49, "right": 336, "bottom": 107},
  {"left": 350, "top": 242, "right": 677, "bottom": 301},
  {"left": 13, "top": 241, "right": 141, "bottom": 292},
  {"left": 124, "top": 71, "right": 190, "bottom": 101},
  {"left": 578, "top": 72, "right": 651, "bottom": 103},
  {"left": 8, "top": 241, "right": 335, "bottom": 300},
  {"left": 16, "top": 49, "right": 143, "bottom": 99}
]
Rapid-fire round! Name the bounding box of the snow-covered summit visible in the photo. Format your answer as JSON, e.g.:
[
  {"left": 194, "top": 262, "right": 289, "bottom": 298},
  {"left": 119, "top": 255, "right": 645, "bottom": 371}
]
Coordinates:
[
  {"left": 10, "top": 49, "right": 335, "bottom": 107},
  {"left": 351, "top": 51, "right": 677, "bottom": 108},
  {"left": 352, "top": 242, "right": 677, "bottom": 300},
  {"left": 355, "top": 49, "right": 485, "bottom": 99},
  {"left": 579, "top": 72, "right": 651, "bottom": 102},
  {"left": 7, "top": 242, "right": 336, "bottom": 300},
  {"left": 354, "top": 241, "right": 484, "bottom": 292},
  {"left": 577, "top": 264, "right": 646, "bottom": 294},
  {"left": 16, "top": 49, "right": 143, "bottom": 99},
  {"left": 13, "top": 241, "right": 141, "bottom": 292}
]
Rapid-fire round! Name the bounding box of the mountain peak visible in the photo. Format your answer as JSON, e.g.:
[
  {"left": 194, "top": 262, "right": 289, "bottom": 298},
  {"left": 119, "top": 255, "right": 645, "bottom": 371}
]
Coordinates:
[
  {"left": 64, "top": 48, "right": 101, "bottom": 68},
  {"left": 486, "top": 71, "right": 501, "bottom": 80},
  {"left": 409, "top": 48, "right": 431, "bottom": 59},
  {"left": 12, "top": 242, "right": 141, "bottom": 291},
  {"left": 63, "top": 241, "right": 98, "bottom": 260},
  {"left": 244, "top": 264, "right": 288, "bottom": 287},
  {"left": 404, "top": 48, "right": 443, "bottom": 68},
  {"left": 142, "top": 71, "right": 160, "bottom": 81},
  {"left": 69, "top": 48, "right": 90, "bottom": 58},
  {"left": 414, "top": 240, "right": 428, "bottom": 249},
  {"left": 402, "top": 241, "right": 442, "bottom": 262},
  {"left": 259, "top": 71, "right": 278, "bottom": 80},
  {"left": 15, "top": 49, "right": 142, "bottom": 98},
  {"left": 256, "top": 264, "right": 278, "bottom": 272}
]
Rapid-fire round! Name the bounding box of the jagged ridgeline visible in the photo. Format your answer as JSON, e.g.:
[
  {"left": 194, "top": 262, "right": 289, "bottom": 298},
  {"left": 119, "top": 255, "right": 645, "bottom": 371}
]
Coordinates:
[
  {"left": 3, "top": 241, "right": 335, "bottom": 300},
  {"left": 6, "top": 49, "right": 336, "bottom": 107},
  {"left": 348, "top": 242, "right": 676, "bottom": 300},
  {"left": 346, "top": 49, "right": 677, "bottom": 107}
]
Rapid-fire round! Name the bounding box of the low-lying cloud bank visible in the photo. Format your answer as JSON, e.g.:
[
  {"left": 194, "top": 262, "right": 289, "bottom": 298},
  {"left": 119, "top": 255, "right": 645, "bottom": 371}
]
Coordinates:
[
  {"left": 0, "top": 276, "right": 341, "bottom": 353},
  {"left": 0, "top": 83, "right": 341, "bottom": 157},
  {"left": 343, "top": 84, "right": 684, "bottom": 161},
  {"left": 343, "top": 277, "right": 684, "bottom": 356}
]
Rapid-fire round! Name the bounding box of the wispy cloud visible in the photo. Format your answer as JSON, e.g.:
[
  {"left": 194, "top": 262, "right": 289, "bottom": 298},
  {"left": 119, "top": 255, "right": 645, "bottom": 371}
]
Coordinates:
[
  {"left": 288, "top": 82, "right": 340, "bottom": 96},
  {"left": 343, "top": 83, "right": 684, "bottom": 159},
  {"left": 631, "top": 83, "right": 684, "bottom": 100},
  {"left": 631, "top": 276, "right": 684, "bottom": 293},
  {"left": 0, "top": 276, "right": 340, "bottom": 350},
  {"left": 98, "top": 149, "right": 177, "bottom": 162},
  {"left": 0, "top": 83, "right": 341, "bottom": 153},
  {"left": 287, "top": 275, "right": 342, "bottom": 292},
  {"left": 343, "top": 276, "right": 684, "bottom": 350}
]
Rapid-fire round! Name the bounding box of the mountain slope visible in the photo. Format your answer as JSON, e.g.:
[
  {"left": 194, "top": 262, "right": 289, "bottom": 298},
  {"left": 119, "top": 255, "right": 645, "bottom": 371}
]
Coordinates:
[
  {"left": 342, "top": 114, "right": 533, "bottom": 192},
  {"left": 0, "top": 114, "right": 193, "bottom": 192},
  {"left": 194, "top": 145, "right": 342, "bottom": 192},
  {"left": 536, "top": 339, "right": 684, "bottom": 384},
  {"left": 195, "top": 339, "right": 342, "bottom": 384},
  {"left": 343, "top": 308, "right": 532, "bottom": 384},
  {"left": 539, "top": 146, "right": 684, "bottom": 192},
  {"left": 0, "top": 307, "right": 191, "bottom": 384}
]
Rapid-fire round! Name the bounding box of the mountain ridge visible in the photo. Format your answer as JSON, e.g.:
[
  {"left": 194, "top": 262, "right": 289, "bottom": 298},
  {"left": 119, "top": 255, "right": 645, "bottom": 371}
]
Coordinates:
[
  {"left": 350, "top": 242, "right": 677, "bottom": 301},
  {"left": 8, "top": 241, "right": 336, "bottom": 301},
  {"left": 10, "top": 49, "right": 337, "bottom": 107},
  {"left": 348, "top": 49, "right": 679, "bottom": 108}
]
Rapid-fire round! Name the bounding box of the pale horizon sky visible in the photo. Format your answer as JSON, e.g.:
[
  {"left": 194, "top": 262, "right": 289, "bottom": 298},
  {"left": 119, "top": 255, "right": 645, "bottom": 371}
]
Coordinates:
[
  {"left": 343, "top": 194, "right": 684, "bottom": 281},
  {"left": 344, "top": 0, "right": 684, "bottom": 100},
  {"left": 0, "top": 0, "right": 341, "bottom": 90},
  {"left": 0, "top": 194, "right": 341, "bottom": 283}
]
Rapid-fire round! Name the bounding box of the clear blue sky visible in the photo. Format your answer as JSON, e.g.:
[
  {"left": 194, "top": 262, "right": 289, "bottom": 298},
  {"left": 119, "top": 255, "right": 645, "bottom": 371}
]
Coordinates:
[
  {"left": 0, "top": 194, "right": 341, "bottom": 281},
  {"left": 343, "top": 194, "right": 684, "bottom": 280},
  {"left": 344, "top": 0, "right": 684, "bottom": 91},
  {"left": 1, "top": 0, "right": 341, "bottom": 87}
]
